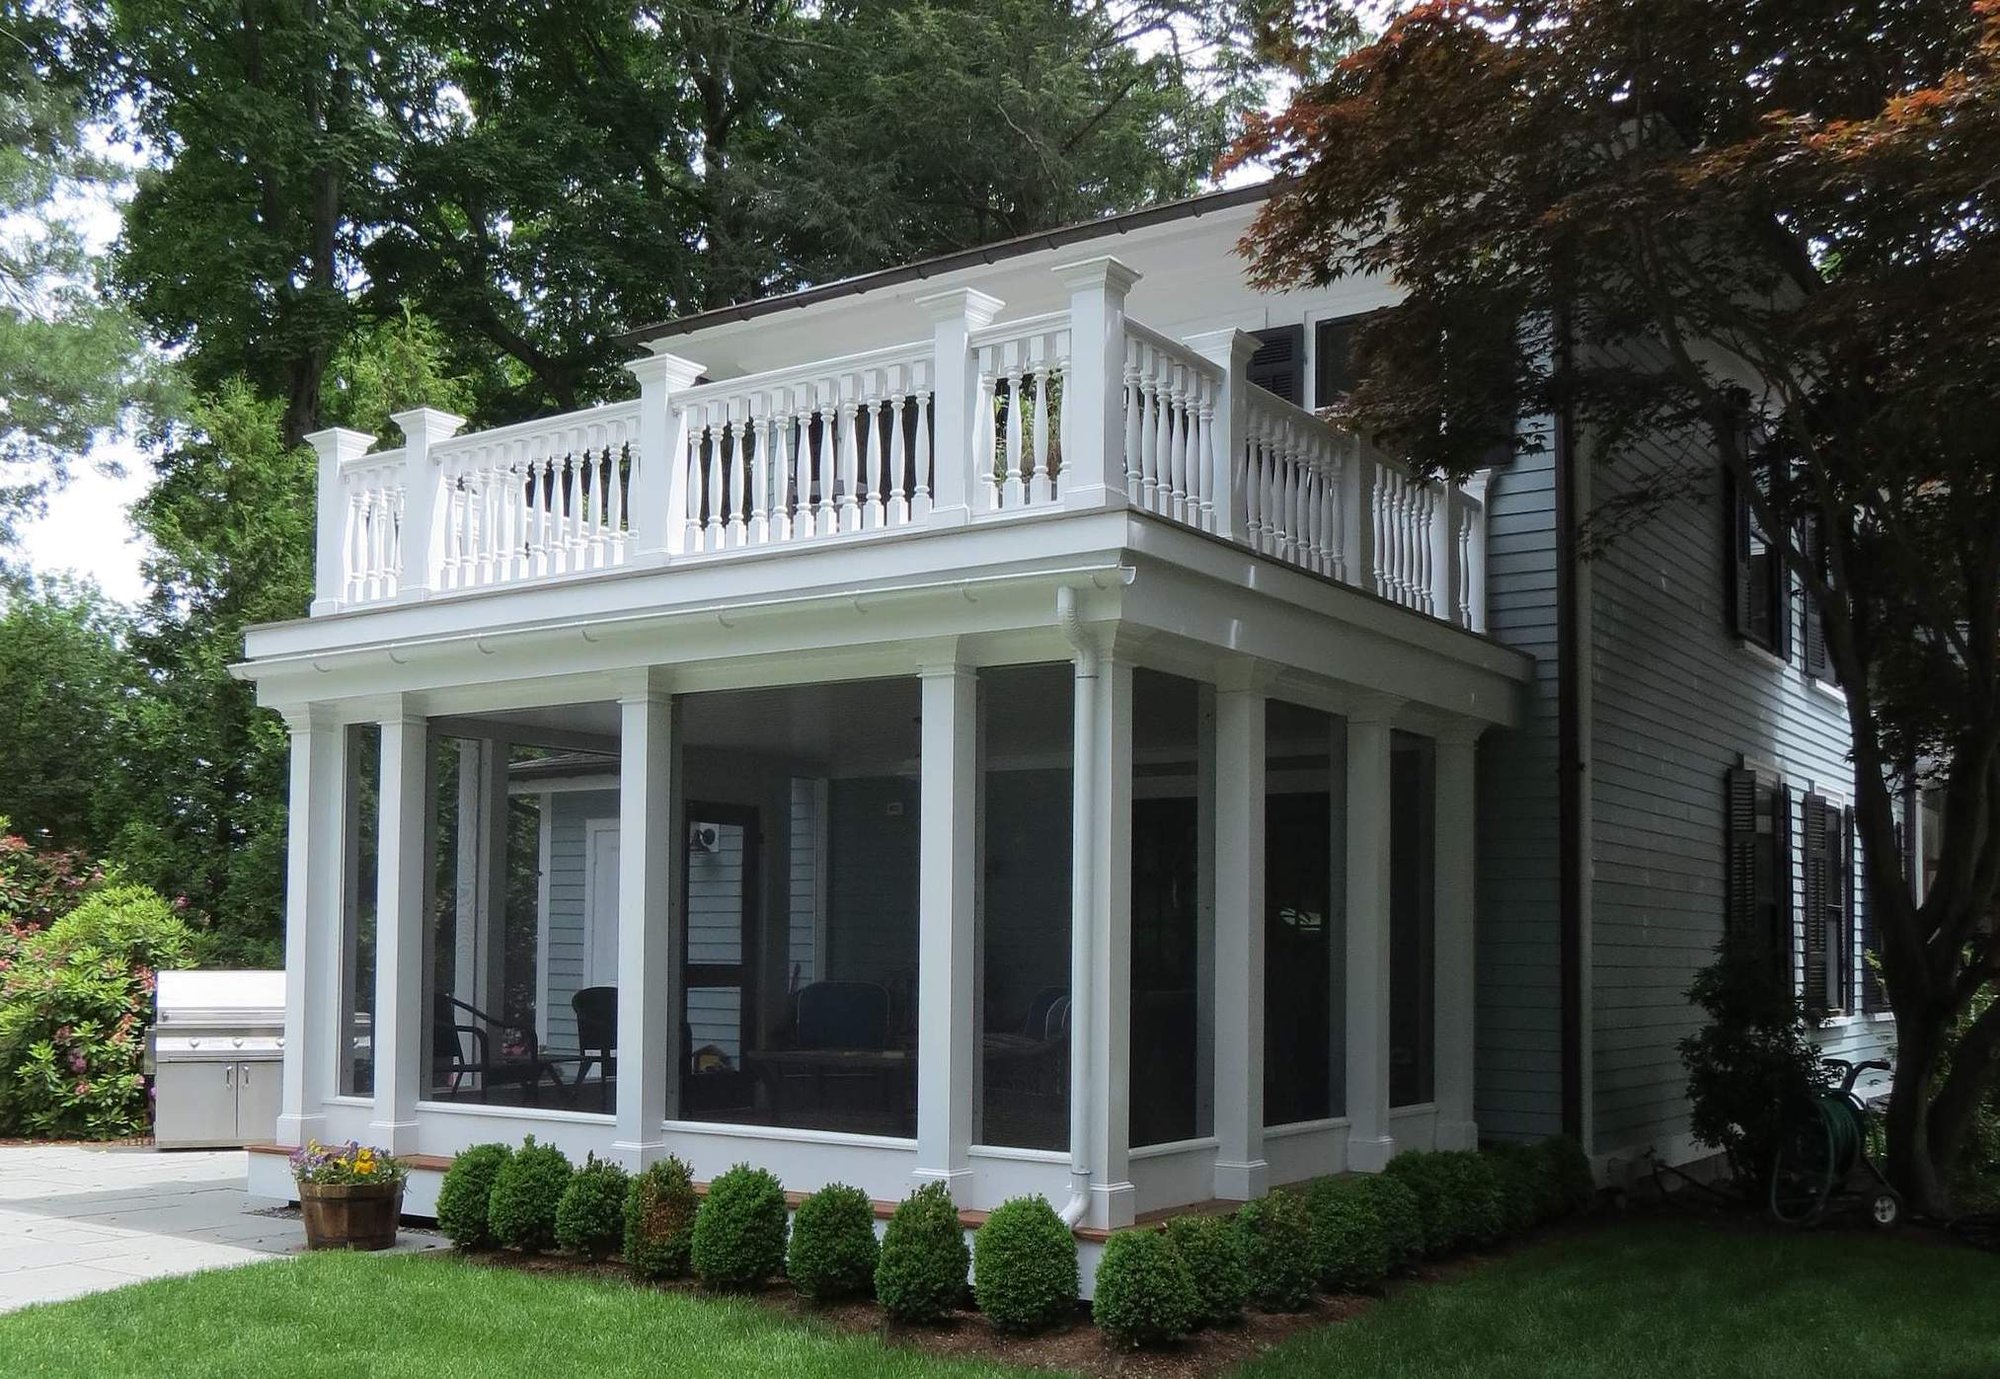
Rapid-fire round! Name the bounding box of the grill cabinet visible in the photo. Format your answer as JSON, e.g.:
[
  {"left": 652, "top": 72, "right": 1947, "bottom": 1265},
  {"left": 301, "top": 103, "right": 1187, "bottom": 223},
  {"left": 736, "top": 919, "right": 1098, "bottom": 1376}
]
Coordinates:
[{"left": 152, "top": 970, "right": 285, "bottom": 1149}]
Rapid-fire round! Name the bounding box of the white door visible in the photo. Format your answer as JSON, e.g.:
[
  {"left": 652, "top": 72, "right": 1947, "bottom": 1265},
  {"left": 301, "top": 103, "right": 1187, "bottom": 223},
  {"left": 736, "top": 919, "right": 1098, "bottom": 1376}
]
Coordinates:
[{"left": 584, "top": 821, "right": 621, "bottom": 990}]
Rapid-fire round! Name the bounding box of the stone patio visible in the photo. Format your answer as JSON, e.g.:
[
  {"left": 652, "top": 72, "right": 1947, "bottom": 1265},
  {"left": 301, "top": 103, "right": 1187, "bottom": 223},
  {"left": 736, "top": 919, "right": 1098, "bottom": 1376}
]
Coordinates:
[{"left": 0, "top": 1145, "right": 444, "bottom": 1314}]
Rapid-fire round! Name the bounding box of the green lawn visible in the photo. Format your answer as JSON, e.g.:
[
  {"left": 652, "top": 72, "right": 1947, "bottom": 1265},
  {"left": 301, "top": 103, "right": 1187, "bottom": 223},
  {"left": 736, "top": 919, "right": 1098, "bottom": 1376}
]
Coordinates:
[
  {"left": 2, "top": 1221, "right": 1995, "bottom": 1378},
  {"left": 1241, "top": 1219, "right": 2000, "bottom": 1379}
]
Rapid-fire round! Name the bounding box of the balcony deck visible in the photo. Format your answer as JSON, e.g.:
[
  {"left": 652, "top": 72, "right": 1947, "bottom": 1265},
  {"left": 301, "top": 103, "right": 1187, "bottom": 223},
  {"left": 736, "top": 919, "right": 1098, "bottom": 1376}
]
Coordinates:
[{"left": 306, "top": 261, "right": 1487, "bottom": 642}]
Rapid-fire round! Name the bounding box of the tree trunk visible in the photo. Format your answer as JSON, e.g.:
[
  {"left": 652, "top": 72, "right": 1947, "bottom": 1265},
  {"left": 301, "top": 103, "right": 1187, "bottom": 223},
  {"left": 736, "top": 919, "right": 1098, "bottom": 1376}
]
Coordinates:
[{"left": 1884, "top": 1012, "right": 1950, "bottom": 1215}]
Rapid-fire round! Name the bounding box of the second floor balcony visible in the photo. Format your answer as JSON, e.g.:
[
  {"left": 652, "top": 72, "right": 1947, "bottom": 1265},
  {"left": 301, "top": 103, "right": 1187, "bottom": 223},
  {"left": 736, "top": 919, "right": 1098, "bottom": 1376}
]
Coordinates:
[{"left": 308, "top": 256, "right": 1489, "bottom": 637}]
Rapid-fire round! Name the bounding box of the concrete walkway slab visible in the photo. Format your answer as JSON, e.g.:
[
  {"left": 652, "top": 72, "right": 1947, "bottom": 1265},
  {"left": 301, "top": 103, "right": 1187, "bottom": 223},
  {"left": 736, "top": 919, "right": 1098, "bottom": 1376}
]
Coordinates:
[{"left": 0, "top": 1145, "right": 445, "bottom": 1314}]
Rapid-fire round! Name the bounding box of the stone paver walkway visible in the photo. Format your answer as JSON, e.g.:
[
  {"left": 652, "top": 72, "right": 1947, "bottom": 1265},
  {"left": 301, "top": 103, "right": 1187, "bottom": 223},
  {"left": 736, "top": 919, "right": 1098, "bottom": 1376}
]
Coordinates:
[{"left": 0, "top": 1145, "right": 443, "bottom": 1313}]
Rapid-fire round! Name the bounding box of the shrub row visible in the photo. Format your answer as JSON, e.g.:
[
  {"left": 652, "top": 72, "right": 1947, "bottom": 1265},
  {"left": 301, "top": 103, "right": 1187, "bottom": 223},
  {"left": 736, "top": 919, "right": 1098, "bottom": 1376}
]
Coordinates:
[
  {"left": 432, "top": 1135, "right": 1594, "bottom": 1350},
  {"left": 1092, "top": 1137, "right": 1596, "bottom": 1350}
]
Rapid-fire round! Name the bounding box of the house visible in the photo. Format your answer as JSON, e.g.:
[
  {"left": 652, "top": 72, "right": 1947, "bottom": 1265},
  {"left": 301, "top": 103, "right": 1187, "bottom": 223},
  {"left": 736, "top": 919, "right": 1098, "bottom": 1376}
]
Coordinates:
[{"left": 233, "top": 182, "right": 1892, "bottom": 1244}]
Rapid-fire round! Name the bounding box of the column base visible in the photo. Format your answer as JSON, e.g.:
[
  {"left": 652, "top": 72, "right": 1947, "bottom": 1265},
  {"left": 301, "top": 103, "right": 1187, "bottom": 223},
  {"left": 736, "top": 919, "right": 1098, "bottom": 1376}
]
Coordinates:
[
  {"left": 910, "top": 1166, "right": 976, "bottom": 1204},
  {"left": 366, "top": 1118, "right": 420, "bottom": 1157},
  {"left": 1432, "top": 1118, "right": 1480, "bottom": 1152},
  {"left": 613, "top": 1138, "right": 670, "bottom": 1173},
  {"left": 1056, "top": 484, "right": 1129, "bottom": 514},
  {"left": 925, "top": 503, "right": 973, "bottom": 529},
  {"left": 273, "top": 1112, "right": 327, "bottom": 1149},
  {"left": 1212, "top": 1158, "right": 1269, "bottom": 1202},
  {"left": 1346, "top": 1134, "right": 1397, "bottom": 1173},
  {"left": 1087, "top": 1180, "right": 1137, "bottom": 1230}
]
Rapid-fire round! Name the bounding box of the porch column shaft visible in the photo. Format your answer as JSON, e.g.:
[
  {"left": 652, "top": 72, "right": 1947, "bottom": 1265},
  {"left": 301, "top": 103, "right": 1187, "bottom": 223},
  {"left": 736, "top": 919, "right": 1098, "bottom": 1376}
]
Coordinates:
[
  {"left": 277, "top": 712, "right": 342, "bottom": 1147},
  {"left": 1344, "top": 699, "right": 1399, "bottom": 1172},
  {"left": 616, "top": 690, "right": 680, "bottom": 1168},
  {"left": 1086, "top": 658, "right": 1136, "bottom": 1227},
  {"left": 1213, "top": 687, "right": 1268, "bottom": 1199},
  {"left": 369, "top": 708, "right": 429, "bottom": 1155},
  {"left": 1433, "top": 728, "right": 1481, "bottom": 1150},
  {"left": 916, "top": 663, "right": 979, "bottom": 1199}
]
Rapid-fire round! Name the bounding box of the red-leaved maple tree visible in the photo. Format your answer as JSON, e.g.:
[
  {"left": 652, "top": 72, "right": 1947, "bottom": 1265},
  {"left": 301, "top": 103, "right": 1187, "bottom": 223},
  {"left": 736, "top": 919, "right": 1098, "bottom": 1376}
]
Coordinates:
[{"left": 1233, "top": 0, "right": 2000, "bottom": 1213}]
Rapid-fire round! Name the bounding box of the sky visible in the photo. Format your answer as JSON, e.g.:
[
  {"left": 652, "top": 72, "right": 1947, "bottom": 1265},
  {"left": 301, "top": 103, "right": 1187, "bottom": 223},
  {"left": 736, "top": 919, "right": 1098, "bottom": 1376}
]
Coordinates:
[{"left": 18, "top": 439, "right": 153, "bottom": 604}]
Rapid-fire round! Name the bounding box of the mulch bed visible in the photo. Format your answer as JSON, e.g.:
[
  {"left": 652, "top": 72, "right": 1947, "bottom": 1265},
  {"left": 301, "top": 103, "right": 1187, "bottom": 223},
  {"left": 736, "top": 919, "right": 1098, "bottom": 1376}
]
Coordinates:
[
  {"left": 451, "top": 1244, "right": 1511, "bottom": 1379},
  {"left": 0, "top": 1136, "right": 155, "bottom": 1148}
]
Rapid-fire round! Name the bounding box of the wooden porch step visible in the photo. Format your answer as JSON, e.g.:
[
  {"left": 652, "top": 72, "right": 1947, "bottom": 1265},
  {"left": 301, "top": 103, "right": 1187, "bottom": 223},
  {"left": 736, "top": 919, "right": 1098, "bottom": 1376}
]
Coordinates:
[{"left": 248, "top": 1143, "right": 1238, "bottom": 1240}]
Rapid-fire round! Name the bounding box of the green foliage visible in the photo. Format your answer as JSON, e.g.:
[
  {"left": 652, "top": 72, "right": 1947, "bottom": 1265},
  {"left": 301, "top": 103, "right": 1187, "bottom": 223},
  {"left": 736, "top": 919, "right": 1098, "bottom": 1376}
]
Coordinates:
[
  {"left": 787, "top": 1184, "right": 880, "bottom": 1303},
  {"left": 971, "top": 1195, "right": 1078, "bottom": 1334},
  {"left": 1351, "top": 1173, "right": 1425, "bottom": 1273},
  {"left": 0, "top": 883, "right": 191, "bottom": 1138},
  {"left": 1538, "top": 1136, "right": 1597, "bottom": 1218},
  {"left": 1305, "top": 1178, "right": 1391, "bottom": 1293},
  {"left": 690, "top": 1164, "right": 789, "bottom": 1291},
  {"left": 1234, "top": 1190, "right": 1315, "bottom": 1312},
  {"left": 555, "top": 1154, "right": 631, "bottom": 1261},
  {"left": 623, "top": 1156, "right": 699, "bottom": 1281},
  {"left": 485, "top": 1137, "right": 573, "bottom": 1254},
  {"left": 1092, "top": 1227, "right": 1199, "bottom": 1349},
  {"left": 1679, "top": 943, "right": 1833, "bottom": 1187},
  {"left": 0, "top": 585, "right": 133, "bottom": 854},
  {"left": 874, "top": 1181, "right": 969, "bottom": 1324},
  {"left": 1386, "top": 1151, "right": 1506, "bottom": 1254},
  {"left": 0, "top": 821, "right": 100, "bottom": 931},
  {"left": 1162, "top": 1213, "right": 1249, "bottom": 1328},
  {"left": 1483, "top": 1143, "right": 1552, "bottom": 1235},
  {"left": 435, "top": 1143, "right": 513, "bottom": 1250}
]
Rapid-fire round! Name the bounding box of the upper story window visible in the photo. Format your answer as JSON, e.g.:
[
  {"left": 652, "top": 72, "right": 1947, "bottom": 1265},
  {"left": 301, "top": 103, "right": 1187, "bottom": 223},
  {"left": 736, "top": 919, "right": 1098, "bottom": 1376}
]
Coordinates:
[
  {"left": 1314, "top": 315, "right": 1364, "bottom": 406},
  {"left": 1800, "top": 792, "right": 1854, "bottom": 1016},
  {"left": 1248, "top": 325, "right": 1305, "bottom": 405},
  {"left": 1800, "top": 514, "right": 1836, "bottom": 685},
  {"left": 1725, "top": 766, "right": 1791, "bottom": 970},
  {"left": 1730, "top": 455, "right": 1790, "bottom": 659}
]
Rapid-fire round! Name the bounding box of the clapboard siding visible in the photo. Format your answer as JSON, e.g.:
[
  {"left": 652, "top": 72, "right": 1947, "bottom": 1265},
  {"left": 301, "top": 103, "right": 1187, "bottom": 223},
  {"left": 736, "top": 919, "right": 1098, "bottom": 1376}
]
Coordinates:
[
  {"left": 542, "top": 790, "right": 615, "bottom": 1055},
  {"left": 1586, "top": 389, "right": 1893, "bottom": 1156},
  {"left": 1474, "top": 441, "right": 1566, "bottom": 1140},
  {"left": 686, "top": 815, "right": 748, "bottom": 1060},
  {"left": 788, "top": 778, "right": 821, "bottom": 988}
]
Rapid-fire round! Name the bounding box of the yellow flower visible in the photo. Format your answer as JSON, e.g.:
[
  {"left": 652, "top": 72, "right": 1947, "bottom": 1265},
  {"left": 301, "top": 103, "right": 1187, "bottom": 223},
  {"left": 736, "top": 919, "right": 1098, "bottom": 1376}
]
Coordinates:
[{"left": 356, "top": 1161, "right": 374, "bottom": 1175}]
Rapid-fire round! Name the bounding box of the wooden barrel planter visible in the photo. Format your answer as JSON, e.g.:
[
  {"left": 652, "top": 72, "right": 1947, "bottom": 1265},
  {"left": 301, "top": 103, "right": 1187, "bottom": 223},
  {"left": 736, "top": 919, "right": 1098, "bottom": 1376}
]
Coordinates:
[{"left": 300, "top": 1180, "right": 404, "bottom": 1251}]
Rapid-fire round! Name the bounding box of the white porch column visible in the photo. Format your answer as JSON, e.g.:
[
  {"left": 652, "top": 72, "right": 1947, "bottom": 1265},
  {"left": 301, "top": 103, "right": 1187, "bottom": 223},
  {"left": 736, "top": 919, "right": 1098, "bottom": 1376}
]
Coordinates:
[
  {"left": 1212, "top": 681, "right": 1269, "bottom": 1200},
  {"left": 369, "top": 704, "right": 429, "bottom": 1155},
  {"left": 624, "top": 350, "right": 706, "bottom": 563},
  {"left": 1432, "top": 724, "right": 1483, "bottom": 1150},
  {"left": 1086, "top": 657, "right": 1137, "bottom": 1227},
  {"left": 915, "top": 658, "right": 979, "bottom": 1200},
  {"left": 276, "top": 710, "right": 343, "bottom": 1148},
  {"left": 1344, "top": 694, "right": 1402, "bottom": 1172},
  {"left": 1052, "top": 256, "right": 1141, "bottom": 513},
  {"left": 391, "top": 406, "right": 467, "bottom": 601},
  {"left": 305, "top": 427, "right": 374, "bottom": 616},
  {"left": 616, "top": 683, "right": 680, "bottom": 1170},
  {"left": 918, "top": 289, "right": 1004, "bottom": 528}
]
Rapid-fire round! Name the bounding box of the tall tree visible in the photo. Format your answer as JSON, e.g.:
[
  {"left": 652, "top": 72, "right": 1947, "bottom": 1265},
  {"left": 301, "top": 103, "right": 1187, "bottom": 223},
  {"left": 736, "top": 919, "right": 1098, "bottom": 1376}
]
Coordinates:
[
  {"left": 0, "top": 6, "right": 142, "bottom": 550},
  {"left": 1233, "top": 0, "right": 2000, "bottom": 1211},
  {"left": 0, "top": 575, "right": 133, "bottom": 851}
]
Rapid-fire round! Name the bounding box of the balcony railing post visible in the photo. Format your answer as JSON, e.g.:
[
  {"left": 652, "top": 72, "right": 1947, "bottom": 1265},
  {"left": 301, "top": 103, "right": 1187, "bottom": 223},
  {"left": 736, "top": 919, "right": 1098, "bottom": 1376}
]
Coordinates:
[
  {"left": 1344, "top": 444, "right": 1378, "bottom": 599},
  {"left": 1433, "top": 481, "right": 1457, "bottom": 624},
  {"left": 391, "top": 407, "right": 467, "bottom": 601},
  {"left": 305, "top": 426, "right": 378, "bottom": 616},
  {"left": 1052, "top": 256, "right": 1142, "bottom": 512},
  {"left": 917, "top": 288, "right": 1003, "bottom": 528},
  {"left": 624, "top": 349, "right": 706, "bottom": 563},
  {"left": 1183, "top": 329, "right": 1259, "bottom": 542},
  {"left": 1463, "top": 471, "right": 1490, "bottom": 632}
]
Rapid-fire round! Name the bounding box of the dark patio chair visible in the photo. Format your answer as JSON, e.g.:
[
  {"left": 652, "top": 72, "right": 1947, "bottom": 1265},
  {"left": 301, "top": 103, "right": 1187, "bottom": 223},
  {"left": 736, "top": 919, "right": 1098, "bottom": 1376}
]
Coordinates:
[
  {"left": 431, "top": 992, "right": 566, "bottom": 1105},
  {"left": 572, "top": 985, "right": 617, "bottom": 1113}
]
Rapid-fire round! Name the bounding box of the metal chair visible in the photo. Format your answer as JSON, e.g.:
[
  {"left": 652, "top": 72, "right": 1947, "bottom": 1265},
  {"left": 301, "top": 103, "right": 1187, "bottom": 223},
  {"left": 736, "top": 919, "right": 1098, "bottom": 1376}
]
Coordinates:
[
  {"left": 571, "top": 986, "right": 618, "bottom": 1113},
  {"left": 431, "top": 992, "right": 565, "bottom": 1105}
]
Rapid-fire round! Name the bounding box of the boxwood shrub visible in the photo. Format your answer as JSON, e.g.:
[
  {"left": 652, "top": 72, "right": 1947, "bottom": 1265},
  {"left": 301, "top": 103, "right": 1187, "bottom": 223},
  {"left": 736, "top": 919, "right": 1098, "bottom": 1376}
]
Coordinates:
[
  {"left": 486, "top": 1137, "right": 574, "bottom": 1253},
  {"left": 1382, "top": 1151, "right": 1459, "bottom": 1255},
  {"left": 1483, "top": 1142, "right": 1551, "bottom": 1235},
  {"left": 1162, "top": 1214, "right": 1248, "bottom": 1327},
  {"left": 691, "top": 1163, "right": 789, "bottom": 1290},
  {"left": 1304, "top": 1178, "right": 1391, "bottom": 1293},
  {"left": 435, "top": 1143, "right": 512, "bottom": 1249},
  {"left": 875, "top": 1181, "right": 970, "bottom": 1323},
  {"left": 624, "top": 1155, "right": 699, "bottom": 1280},
  {"left": 1234, "top": 1190, "right": 1315, "bottom": 1312},
  {"left": 787, "top": 1183, "right": 880, "bottom": 1302},
  {"left": 1353, "top": 1173, "right": 1424, "bottom": 1273},
  {"left": 555, "top": 1154, "right": 631, "bottom": 1261},
  {"left": 1540, "top": 1135, "right": 1597, "bottom": 1217},
  {"left": 1445, "top": 1150, "right": 1507, "bottom": 1246},
  {"left": 972, "top": 1195, "right": 1078, "bottom": 1334},
  {"left": 1092, "top": 1227, "right": 1199, "bottom": 1349}
]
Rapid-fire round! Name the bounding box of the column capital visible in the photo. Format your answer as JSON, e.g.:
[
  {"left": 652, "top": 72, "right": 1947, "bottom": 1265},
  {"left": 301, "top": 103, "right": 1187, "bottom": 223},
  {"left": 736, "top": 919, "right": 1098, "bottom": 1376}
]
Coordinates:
[
  {"left": 613, "top": 667, "right": 674, "bottom": 703},
  {"left": 1183, "top": 327, "right": 1261, "bottom": 373},
  {"left": 1344, "top": 691, "right": 1405, "bottom": 728},
  {"left": 623, "top": 349, "right": 705, "bottom": 391},
  {"left": 303, "top": 426, "right": 377, "bottom": 467},
  {"left": 1213, "top": 659, "right": 1282, "bottom": 696},
  {"left": 1053, "top": 254, "right": 1142, "bottom": 297},
  {"left": 915, "top": 286, "right": 1003, "bottom": 329},
  {"left": 390, "top": 406, "right": 468, "bottom": 448},
  {"left": 1433, "top": 718, "right": 1488, "bottom": 749}
]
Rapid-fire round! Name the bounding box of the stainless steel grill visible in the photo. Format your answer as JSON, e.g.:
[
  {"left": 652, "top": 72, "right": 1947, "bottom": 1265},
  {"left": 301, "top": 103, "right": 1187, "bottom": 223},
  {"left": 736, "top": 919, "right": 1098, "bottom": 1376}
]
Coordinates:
[{"left": 151, "top": 970, "right": 285, "bottom": 1149}]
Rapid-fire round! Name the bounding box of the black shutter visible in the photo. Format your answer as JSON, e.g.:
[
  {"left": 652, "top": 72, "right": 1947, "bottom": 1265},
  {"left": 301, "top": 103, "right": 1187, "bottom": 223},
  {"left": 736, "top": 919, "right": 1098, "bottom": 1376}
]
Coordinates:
[
  {"left": 1726, "top": 468, "right": 1754, "bottom": 640},
  {"left": 1247, "top": 325, "right": 1306, "bottom": 406},
  {"left": 1725, "top": 767, "right": 1759, "bottom": 940},
  {"left": 1860, "top": 804, "right": 1885, "bottom": 1011},
  {"left": 1775, "top": 782, "right": 1795, "bottom": 970},
  {"left": 1802, "top": 514, "right": 1829, "bottom": 680},
  {"left": 1801, "top": 793, "right": 1829, "bottom": 1012},
  {"left": 1838, "top": 806, "right": 1856, "bottom": 1012}
]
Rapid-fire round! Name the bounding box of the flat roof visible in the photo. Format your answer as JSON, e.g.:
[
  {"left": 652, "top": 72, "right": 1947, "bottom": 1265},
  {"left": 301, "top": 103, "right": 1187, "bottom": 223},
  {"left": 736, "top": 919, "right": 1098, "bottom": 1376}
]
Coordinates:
[{"left": 619, "top": 181, "right": 1278, "bottom": 349}]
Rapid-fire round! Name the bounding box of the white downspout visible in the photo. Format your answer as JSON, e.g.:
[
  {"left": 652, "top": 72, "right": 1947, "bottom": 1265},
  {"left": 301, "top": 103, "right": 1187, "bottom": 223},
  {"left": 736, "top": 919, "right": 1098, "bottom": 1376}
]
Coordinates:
[{"left": 1055, "top": 585, "right": 1097, "bottom": 1227}]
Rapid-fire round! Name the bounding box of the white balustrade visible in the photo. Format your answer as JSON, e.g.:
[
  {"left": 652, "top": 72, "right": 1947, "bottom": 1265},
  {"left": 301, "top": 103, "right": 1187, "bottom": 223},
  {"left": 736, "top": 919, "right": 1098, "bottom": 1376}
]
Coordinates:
[
  {"left": 336, "top": 449, "right": 407, "bottom": 603},
  {"left": 673, "top": 344, "right": 934, "bottom": 551},
  {"left": 308, "top": 299, "right": 1485, "bottom": 632},
  {"left": 972, "top": 315, "right": 1071, "bottom": 511},
  {"left": 429, "top": 402, "right": 641, "bottom": 592},
  {"left": 1121, "top": 324, "right": 1225, "bottom": 531}
]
